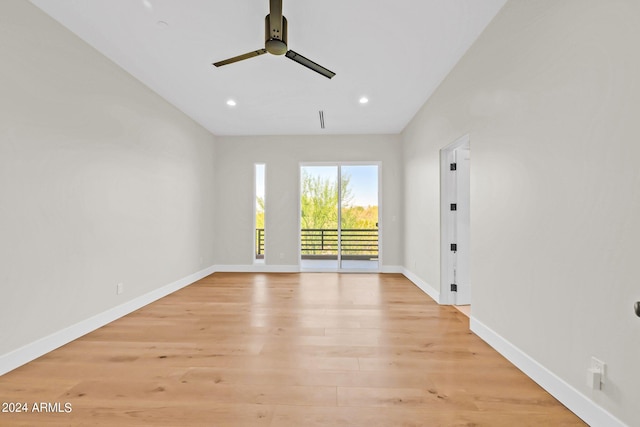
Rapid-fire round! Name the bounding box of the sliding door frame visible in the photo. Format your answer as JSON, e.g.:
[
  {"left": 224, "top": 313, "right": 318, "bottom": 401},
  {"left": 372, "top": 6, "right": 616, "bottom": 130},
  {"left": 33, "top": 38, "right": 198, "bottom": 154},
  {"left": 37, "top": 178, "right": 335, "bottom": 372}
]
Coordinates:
[{"left": 298, "top": 161, "right": 382, "bottom": 272}]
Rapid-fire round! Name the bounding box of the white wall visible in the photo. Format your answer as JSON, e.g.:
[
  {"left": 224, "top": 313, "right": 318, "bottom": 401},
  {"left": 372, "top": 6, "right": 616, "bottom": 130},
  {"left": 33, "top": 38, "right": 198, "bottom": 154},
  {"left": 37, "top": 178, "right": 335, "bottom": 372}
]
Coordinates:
[
  {"left": 402, "top": 0, "right": 640, "bottom": 425},
  {"left": 5, "top": 0, "right": 638, "bottom": 423},
  {"left": 0, "top": 1, "right": 216, "bottom": 358},
  {"left": 214, "top": 135, "right": 402, "bottom": 270}
]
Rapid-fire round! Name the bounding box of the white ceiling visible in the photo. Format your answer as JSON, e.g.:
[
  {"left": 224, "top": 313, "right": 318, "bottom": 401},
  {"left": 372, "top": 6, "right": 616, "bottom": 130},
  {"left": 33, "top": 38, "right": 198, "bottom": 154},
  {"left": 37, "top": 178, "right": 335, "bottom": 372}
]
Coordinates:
[{"left": 30, "top": 0, "right": 506, "bottom": 136}]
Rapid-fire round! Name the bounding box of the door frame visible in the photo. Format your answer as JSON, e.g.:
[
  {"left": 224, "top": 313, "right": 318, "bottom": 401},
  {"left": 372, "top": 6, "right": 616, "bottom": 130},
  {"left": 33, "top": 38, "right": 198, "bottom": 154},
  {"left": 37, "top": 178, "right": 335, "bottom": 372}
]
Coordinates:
[
  {"left": 440, "top": 135, "right": 470, "bottom": 305},
  {"left": 298, "top": 161, "right": 382, "bottom": 272}
]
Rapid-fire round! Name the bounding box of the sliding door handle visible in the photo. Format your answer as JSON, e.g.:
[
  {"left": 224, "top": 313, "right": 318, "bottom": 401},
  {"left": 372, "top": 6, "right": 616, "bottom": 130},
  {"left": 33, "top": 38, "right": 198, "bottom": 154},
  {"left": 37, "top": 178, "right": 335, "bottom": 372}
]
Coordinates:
[{"left": 635, "top": 301, "right": 640, "bottom": 317}]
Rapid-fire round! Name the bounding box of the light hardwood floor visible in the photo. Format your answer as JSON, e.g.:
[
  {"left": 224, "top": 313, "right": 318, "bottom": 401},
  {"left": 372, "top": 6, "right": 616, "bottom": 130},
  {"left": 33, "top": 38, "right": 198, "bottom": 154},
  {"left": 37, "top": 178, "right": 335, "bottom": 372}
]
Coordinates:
[{"left": 0, "top": 273, "right": 585, "bottom": 426}]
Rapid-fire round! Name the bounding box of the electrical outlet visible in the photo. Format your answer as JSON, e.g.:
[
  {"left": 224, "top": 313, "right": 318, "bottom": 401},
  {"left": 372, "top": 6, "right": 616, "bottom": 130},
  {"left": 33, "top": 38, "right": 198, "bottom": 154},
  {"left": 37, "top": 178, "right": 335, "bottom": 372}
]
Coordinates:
[
  {"left": 116, "top": 283, "right": 124, "bottom": 295},
  {"left": 590, "top": 357, "right": 606, "bottom": 383},
  {"left": 587, "top": 357, "right": 606, "bottom": 390}
]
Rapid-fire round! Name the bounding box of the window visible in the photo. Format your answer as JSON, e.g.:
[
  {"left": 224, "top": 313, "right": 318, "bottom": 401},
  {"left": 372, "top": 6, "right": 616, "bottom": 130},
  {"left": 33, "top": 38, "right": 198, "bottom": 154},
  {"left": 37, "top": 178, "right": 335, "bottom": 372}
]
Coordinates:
[{"left": 255, "top": 163, "right": 265, "bottom": 262}]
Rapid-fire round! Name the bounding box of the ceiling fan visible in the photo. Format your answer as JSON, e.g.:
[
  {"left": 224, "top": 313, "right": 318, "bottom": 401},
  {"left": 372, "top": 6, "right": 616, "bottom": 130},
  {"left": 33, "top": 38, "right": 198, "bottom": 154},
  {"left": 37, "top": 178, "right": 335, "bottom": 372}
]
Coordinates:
[{"left": 212, "top": 0, "right": 336, "bottom": 79}]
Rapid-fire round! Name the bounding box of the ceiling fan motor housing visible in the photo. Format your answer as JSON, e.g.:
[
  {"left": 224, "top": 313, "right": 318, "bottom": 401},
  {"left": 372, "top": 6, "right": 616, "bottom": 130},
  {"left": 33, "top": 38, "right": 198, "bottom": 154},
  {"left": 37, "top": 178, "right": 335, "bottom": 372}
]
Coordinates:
[
  {"left": 265, "top": 14, "right": 288, "bottom": 55},
  {"left": 212, "top": 2, "right": 334, "bottom": 79}
]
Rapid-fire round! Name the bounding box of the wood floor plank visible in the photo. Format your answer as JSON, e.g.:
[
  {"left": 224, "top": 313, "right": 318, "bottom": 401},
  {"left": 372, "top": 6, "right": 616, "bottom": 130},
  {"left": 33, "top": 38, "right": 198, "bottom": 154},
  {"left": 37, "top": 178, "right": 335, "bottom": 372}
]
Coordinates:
[
  {"left": 180, "top": 367, "right": 438, "bottom": 389},
  {"left": 0, "top": 272, "right": 585, "bottom": 426},
  {"left": 337, "top": 386, "right": 478, "bottom": 410},
  {"left": 60, "top": 380, "right": 337, "bottom": 408},
  {"left": 270, "top": 404, "right": 583, "bottom": 427}
]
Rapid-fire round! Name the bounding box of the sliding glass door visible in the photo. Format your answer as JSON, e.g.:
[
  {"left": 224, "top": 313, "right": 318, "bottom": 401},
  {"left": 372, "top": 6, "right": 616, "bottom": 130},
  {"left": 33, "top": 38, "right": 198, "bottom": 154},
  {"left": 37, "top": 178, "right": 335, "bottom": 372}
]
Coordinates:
[
  {"left": 300, "top": 166, "right": 339, "bottom": 268},
  {"left": 339, "top": 165, "right": 379, "bottom": 269},
  {"left": 300, "top": 164, "right": 379, "bottom": 271}
]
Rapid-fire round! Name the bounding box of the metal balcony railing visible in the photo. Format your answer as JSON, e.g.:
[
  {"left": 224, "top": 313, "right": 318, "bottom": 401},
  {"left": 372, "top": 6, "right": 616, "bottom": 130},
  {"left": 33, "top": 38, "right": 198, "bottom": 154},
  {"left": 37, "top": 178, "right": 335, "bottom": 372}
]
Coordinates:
[
  {"left": 256, "top": 228, "right": 265, "bottom": 259},
  {"left": 256, "top": 228, "right": 379, "bottom": 260}
]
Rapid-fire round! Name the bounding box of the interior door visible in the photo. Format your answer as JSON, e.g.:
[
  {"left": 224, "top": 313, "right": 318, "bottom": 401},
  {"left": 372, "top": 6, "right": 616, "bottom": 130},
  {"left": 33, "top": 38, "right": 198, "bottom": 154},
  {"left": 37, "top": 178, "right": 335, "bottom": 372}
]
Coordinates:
[
  {"left": 453, "top": 147, "right": 471, "bottom": 305},
  {"left": 441, "top": 135, "right": 471, "bottom": 305}
]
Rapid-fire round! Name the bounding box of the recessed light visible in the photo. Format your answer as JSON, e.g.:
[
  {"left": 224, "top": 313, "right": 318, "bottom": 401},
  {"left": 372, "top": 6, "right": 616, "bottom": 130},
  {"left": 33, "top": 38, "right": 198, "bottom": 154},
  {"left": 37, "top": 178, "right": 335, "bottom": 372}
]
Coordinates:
[
  {"left": 226, "top": 99, "right": 237, "bottom": 107},
  {"left": 142, "top": 0, "right": 153, "bottom": 10},
  {"left": 359, "top": 96, "right": 369, "bottom": 104}
]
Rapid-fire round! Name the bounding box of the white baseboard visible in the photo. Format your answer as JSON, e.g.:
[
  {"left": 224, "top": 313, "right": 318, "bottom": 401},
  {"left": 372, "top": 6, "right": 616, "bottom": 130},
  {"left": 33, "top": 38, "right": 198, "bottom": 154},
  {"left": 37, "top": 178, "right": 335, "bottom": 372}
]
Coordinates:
[
  {"left": 214, "top": 264, "right": 300, "bottom": 273},
  {"left": 0, "top": 265, "right": 216, "bottom": 377},
  {"left": 214, "top": 264, "right": 404, "bottom": 274},
  {"left": 401, "top": 268, "right": 440, "bottom": 303},
  {"left": 380, "top": 265, "right": 403, "bottom": 274},
  {"left": 470, "top": 317, "right": 627, "bottom": 427}
]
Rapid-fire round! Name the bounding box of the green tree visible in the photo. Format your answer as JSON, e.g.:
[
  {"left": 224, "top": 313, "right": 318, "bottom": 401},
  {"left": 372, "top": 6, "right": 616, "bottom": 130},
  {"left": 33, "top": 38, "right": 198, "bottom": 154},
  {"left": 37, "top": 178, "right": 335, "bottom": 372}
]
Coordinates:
[
  {"left": 300, "top": 171, "right": 354, "bottom": 229},
  {"left": 341, "top": 205, "right": 378, "bottom": 229},
  {"left": 262, "top": 170, "right": 378, "bottom": 257},
  {"left": 256, "top": 196, "right": 264, "bottom": 228}
]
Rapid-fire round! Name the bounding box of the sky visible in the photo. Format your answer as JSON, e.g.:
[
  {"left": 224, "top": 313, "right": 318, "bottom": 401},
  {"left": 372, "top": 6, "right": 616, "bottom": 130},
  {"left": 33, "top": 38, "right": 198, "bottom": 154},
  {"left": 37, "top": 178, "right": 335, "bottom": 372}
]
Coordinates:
[
  {"left": 340, "top": 165, "right": 379, "bottom": 207},
  {"left": 255, "top": 164, "right": 379, "bottom": 207}
]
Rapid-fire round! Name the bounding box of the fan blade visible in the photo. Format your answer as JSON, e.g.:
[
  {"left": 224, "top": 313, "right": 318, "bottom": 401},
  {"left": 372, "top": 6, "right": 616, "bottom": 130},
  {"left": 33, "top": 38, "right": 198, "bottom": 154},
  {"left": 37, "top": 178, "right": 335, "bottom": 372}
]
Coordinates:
[
  {"left": 213, "top": 49, "right": 267, "bottom": 67},
  {"left": 269, "top": 0, "right": 283, "bottom": 38},
  {"left": 285, "top": 50, "right": 336, "bottom": 79}
]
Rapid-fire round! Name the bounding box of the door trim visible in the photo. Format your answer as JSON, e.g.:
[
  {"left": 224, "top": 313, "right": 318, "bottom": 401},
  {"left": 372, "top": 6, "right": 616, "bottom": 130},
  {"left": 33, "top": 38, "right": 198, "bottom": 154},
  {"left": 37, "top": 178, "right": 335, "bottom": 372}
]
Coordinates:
[{"left": 440, "top": 134, "right": 470, "bottom": 305}]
